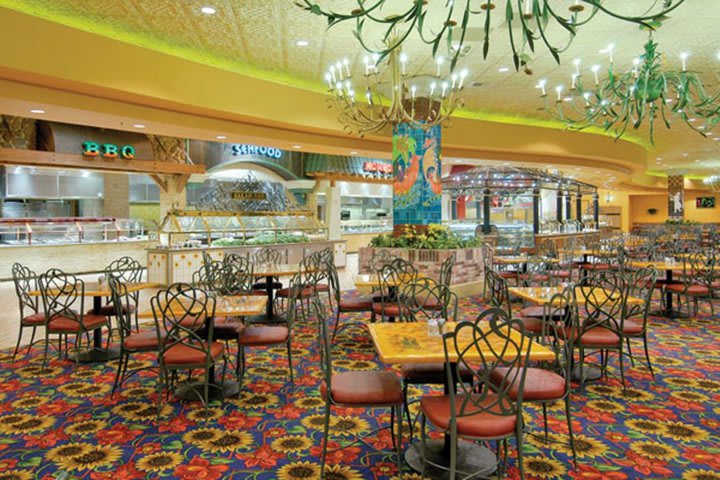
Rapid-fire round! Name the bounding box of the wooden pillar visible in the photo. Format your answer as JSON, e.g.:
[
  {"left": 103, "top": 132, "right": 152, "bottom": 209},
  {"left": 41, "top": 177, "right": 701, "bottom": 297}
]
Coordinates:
[{"left": 155, "top": 174, "right": 188, "bottom": 220}]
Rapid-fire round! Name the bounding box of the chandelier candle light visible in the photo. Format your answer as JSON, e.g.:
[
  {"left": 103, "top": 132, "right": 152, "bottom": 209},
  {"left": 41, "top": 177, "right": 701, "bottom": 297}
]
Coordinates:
[
  {"left": 540, "top": 36, "right": 720, "bottom": 144},
  {"left": 325, "top": 46, "right": 467, "bottom": 136},
  {"left": 299, "top": 0, "right": 686, "bottom": 72}
]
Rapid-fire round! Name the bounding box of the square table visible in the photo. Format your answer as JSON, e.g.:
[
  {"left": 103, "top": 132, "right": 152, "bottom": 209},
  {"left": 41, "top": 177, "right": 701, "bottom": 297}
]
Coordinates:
[
  {"left": 629, "top": 260, "right": 699, "bottom": 317},
  {"left": 368, "top": 321, "right": 553, "bottom": 479},
  {"left": 251, "top": 264, "right": 307, "bottom": 323},
  {"left": 508, "top": 285, "right": 644, "bottom": 307},
  {"left": 31, "top": 281, "right": 159, "bottom": 362}
]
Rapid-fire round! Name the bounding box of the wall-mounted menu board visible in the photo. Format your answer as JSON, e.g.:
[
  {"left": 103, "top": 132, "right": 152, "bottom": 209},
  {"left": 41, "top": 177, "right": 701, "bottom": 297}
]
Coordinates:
[{"left": 696, "top": 197, "right": 716, "bottom": 208}]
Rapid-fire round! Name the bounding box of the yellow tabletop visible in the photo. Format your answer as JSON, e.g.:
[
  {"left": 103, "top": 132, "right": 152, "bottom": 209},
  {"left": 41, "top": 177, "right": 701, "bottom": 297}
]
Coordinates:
[
  {"left": 354, "top": 273, "right": 422, "bottom": 288},
  {"left": 138, "top": 295, "right": 267, "bottom": 319},
  {"left": 559, "top": 249, "right": 593, "bottom": 256},
  {"left": 30, "top": 281, "right": 159, "bottom": 297},
  {"left": 629, "top": 261, "right": 678, "bottom": 270},
  {"left": 368, "top": 321, "right": 554, "bottom": 365},
  {"left": 495, "top": 256, "right": 559, "bottom": 265},
  {"left": 253, "top": 264, "right": 305, "bottom": 277},
  {"left": 508, "top": 285, "right": 643, "bottom": 306}
]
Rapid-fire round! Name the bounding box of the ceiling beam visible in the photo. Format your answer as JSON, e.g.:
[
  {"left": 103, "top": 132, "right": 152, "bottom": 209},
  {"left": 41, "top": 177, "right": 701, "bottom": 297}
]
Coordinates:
[{"left": 0, "top": 148, "right": 205, "bottom": 175}]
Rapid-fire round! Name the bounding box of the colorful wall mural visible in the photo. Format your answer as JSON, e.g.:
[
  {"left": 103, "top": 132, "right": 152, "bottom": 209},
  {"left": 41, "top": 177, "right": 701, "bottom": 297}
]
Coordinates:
[{"left": 392, "top": 123, "right": 442, "bottom": 227}]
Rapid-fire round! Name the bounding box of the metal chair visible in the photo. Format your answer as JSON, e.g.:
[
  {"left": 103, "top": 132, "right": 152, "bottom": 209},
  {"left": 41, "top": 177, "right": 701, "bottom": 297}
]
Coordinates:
[
  {"left": 108, "top": 274, "right": 161, "bottom": 397},
  {"left": 372, "top": 258, "right": 418, "bottom": 321},
  {"left": 151, "top": 283, "right": 226, "bottom": 412},
  {"left": 328, "top": 257, "right": 375, "bottom": 341},
  {"left": 664, "top": 252, "right": 716, "bottom": 316},
  {"left": 101, "top": 256, "right": 143, "bottom": 331},
  {"left": 491, "top": 286, "right": 579, "bottom": 466},
  {"left": 621, "top": 266, "right": 658, "bottom": 379},
  {"left": 252, "top": 247, "right": 284, "bottom": 292},
  {"left": 419, "top": 308, "right": 532, "bottom": 480},
  {"left": 11, "top": 263, "right": 44, "bottom": 360},
  {"left": 38, "top": 269, "right": 110, "bottom": 369},
  {"left": 439, "top": 254, "right": 456, "bottom": 286},
  {"left": 313, "top": 294, "right": 404, "bottom": 480}
]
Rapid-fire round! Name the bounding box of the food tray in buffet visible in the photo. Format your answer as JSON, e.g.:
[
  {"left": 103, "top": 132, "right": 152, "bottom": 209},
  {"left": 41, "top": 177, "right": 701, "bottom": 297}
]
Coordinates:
[{"left": 0, "top": 217, "right": 149, "bottom": 246}]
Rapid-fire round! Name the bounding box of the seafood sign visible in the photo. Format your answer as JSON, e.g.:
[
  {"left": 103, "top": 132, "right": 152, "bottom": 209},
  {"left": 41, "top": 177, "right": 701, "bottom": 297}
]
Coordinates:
[{"left": 392, "top": 123, "right": 442, "bottom": 226}]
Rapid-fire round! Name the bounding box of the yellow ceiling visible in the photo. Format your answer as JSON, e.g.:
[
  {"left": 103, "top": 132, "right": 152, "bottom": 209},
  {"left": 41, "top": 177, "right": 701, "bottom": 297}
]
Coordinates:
[{"left": 0, "top": 0, "right": 718, "bottom": 189}]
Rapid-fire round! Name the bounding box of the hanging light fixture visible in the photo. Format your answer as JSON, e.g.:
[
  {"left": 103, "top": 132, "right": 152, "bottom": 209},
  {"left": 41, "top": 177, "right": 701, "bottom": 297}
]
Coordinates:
[
  {"left": 539, "top": 36, "right": 720, "bottom": 144},
  {"left": 324, "top": 43, "right": 467, "bottom": 136},
  {"left": 298, "top": 0, "right": 686, "bottom": 72},
  {"left": 703, "top": 175, "right": 720, "bottom": 192}
]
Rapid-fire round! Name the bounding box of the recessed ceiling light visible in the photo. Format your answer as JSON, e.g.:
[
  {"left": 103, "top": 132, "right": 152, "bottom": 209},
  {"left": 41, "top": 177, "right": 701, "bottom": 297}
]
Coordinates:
[
  {"left": 688, "top": 118, "right": 697, "bottom": 123},
  {"left": 292, "top": 145, "right": 302, "bottom": 149},
  {"left": 30, "top": 109, "right": 45, "bottom": 114},
  {"left": 498, "top": 67, "right": 510, "bottom": 73},
  {"left": 350, "top": 151, "right": 358, "bottom": 155},
  {"left": 216, "top": 135, "right": 227, "bottom": 140},
  {"left": 133, "top": 124, "right": 146, "bottom": 129},
  {"left": 682, "top": 152, "right": 689, "bottom": 157},
  {"left": 295, "top": 40, "right": 309, "bottom": 47},
  {"left": 201, "top": 6, "right": 216, "bottom": 14}
]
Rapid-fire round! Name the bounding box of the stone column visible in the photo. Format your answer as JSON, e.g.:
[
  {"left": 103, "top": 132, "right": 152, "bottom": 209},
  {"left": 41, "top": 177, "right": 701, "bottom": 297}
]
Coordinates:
[
  {"left": 576, "top": 194, "right": 583, "bottom": 224},
  {"left": 483, "top": 188, "right": 492, "bottom": 234},
  {"left": 565, "top": 191, "right": 572, "bottom": 221},
  {"left": 158, "top": 175, "right": 187, "bottom": 221},
  {"left": 324, "top": 181, "right": 342, "bottom": 240},
  {"left": 593, "top": 193, "right": 600, "bottom": 226},
  {"left": 556, "top": 191, "right": 563, "bottom": 223},
  {"left": 667, "top": 174, "right": 685, "bottom": 219},
  {"left": 532, "top": 189, "right": 540, "bottom": 234},
  {"left": 103, "top": 173, "right": 130, "bottom": 219},
  {"left": 392, "top": 123, "right": 442, "bottom": 234}
]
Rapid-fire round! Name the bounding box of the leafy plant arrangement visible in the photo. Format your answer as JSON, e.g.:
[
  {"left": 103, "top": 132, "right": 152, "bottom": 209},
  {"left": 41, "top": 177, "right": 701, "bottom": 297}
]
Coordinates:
[
  {"left": 212, "top": 232, "right": 310, "bottom": 247},
  {"left": 664, "top": 218, "right": 699, "bottom": 226},
  {"left": 369, "top": 224, "right": 480, "bottom": 250}
]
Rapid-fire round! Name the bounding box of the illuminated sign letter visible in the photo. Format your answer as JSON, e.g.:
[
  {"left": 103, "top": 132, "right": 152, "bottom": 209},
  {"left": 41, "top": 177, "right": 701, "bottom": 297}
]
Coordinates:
[
  {"left": 120, "top": 145, "right": 135, "bottom": 159},
  {"left": 102, "top": 144, "right": 118, "bottom": 158},
  {"left": 82, "top": 141, "right": 101, "bottom": 157}
]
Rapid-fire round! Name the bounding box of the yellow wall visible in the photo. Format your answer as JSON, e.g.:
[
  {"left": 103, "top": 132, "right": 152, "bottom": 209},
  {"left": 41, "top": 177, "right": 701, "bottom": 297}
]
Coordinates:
[
  {"left": 629, "top": 192, "right": 720, "bottom": 225},
  {"left": 596, "top": 189, "right": 631, "bottom": 232}
]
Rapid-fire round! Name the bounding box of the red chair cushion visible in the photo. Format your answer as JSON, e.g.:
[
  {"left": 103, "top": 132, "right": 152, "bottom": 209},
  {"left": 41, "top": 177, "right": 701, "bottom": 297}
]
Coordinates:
[
  {"left": 420, "top": 393, "right": 516, "bottom": 438},
  {"left": 124, "top": 330, "right": 162, "bottom": 351},
  {"left": 22, "top": 312, "right": 46, "bottom": 325},
  {"left": 339, "top": 295, "right": 374, "bottom": 311},
  {"left": 238, "top": 326, "right": 289, "bottom": 346},
  {"left": 580, "top": 263, "right": 610, "bottom": 271},
  {"left": 401, "top": 363, "right": 474, "bottom": 383},
  {"left": 276, "top": 287, "right": 316, "bottom": 298},
  {"left": 664, "top": 284, "right": 711, "bottom": 295},
  {"left": 622, "top": 320, "right": 644, "bottom": 335},
  {"left": 48, "top": 314, "right": 107, "bottom": 333},
  {"left": 514, "top": 316, "right": 546, "bottom": 334},
  {"left": 314, "top": 284, "right": 330, "bottom": 293},
  {"left": 550, "top": 270, "right": 571, "bottom": 278},
  {"left": 498, "top": 271, "right": 518, "bottom": 280},
  {"left": 490, "top": 367, "right": 566, "bottom": 401},
  {"left": 163, "top": 342, "right": 224, "bottom": 366},
  {"left": 321, "top": 371, "right": 402, "bottom": 406}
]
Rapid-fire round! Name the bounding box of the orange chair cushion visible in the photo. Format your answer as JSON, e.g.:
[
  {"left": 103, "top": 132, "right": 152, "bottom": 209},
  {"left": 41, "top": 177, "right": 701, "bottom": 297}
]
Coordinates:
[
  {"left": 420, "top": 393, "right": 517, "bottom": 438},
  {"left": 314, "top": 284, "right": 330, "bottom": 293},
  {"left": 622, "top": 320, "right": 644, "bottom": 335},
  {"left": 238, "top": 326, "right": 289, "bottom": 346},
  {"left": 124, "top": 330, "right": 162, "bottom": 351},
  {"left": 664, "top": 284, "right": 711, "bottom": 295},
  {"left": 321, "top": 371, "right": 403, "bottom": 406},
  {"left": 339, "top": 295, "right": 374, "bottom": 311},
  {"left": 550, "top": 270, "right": 572, "bottom": 278},
  {"left": 401, "top": 363, "right": 474, "bottom": 383},
  {"left": 515, "top": 316, "right": 546, "bottom": 334},
  {"left": 580, "top": 263, "right": 610, "bottom": 271},
  {"left": 498, "top": 271, "right": 518, "bottom": 280},
  {"left": 372, "top": 303, "right": 405, "bottom": 317},
  {"left": 48, "top": 314, "right": 107, "bottom": 333},
  {"left": 519, "top": 306, "right": 545, "bottom": 318},
  {"left": 567, "top": 326, "right": 620, "bottom": 347},
  {"left": 163, "top": 342, "right": 224, "bottom": 366},
  {"left": 490, "top": 367, "right": 566, "bottom": 401},
  {"left": 22, "top": 312, "right": 46, "bottom": 325}
]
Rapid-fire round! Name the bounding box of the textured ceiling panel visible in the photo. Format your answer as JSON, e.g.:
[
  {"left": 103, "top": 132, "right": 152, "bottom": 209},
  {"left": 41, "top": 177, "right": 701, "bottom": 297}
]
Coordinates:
[{"left": 1, "top": 0, "right": 719, "bottom": 176}]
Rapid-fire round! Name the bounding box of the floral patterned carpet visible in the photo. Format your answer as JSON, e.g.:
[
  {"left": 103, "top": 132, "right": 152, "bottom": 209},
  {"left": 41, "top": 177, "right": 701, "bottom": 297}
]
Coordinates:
[{"left": 0, "top": 293, "right": 718, "bottom": 480}]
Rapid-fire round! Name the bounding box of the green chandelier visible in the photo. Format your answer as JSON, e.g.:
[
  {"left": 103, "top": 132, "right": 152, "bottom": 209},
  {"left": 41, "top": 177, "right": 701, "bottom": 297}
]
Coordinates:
[
  {"left": 540, "top": 37, "right": 720, "bottom": 144},
  {"left": 297, "top": 0, "right": 686, "bottom": 72}
]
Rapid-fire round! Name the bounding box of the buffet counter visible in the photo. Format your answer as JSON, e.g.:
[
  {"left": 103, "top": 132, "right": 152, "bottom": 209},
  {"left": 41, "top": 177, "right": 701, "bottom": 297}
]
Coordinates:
[
  {"left": 0, "top": 239, "right": 154, "bottom": 280},
  {"left": 342, "top": 231, "right": 391, "bottom": 253},
  {"left": 147, "top": 240, "right": 347, "bottom": 285}
]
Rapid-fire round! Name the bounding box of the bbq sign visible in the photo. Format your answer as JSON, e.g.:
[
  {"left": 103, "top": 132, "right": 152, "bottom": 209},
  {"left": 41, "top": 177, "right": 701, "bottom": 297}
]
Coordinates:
[{"left": 82, "top": 141, "right": 136, "bottom": 160}]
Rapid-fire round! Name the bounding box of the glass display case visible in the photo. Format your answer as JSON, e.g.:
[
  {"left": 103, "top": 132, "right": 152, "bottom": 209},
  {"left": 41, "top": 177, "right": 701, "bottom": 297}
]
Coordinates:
[
  {"left": 0, "top": 217, "right": 149, "bottom": 246},
  {"left": 445, "top": 220, "right": 482, "bottom": 239},
  {"left": 495, "top": 223, "right": 535, "bottom": 252},
  {"left": 158, "top": 211, "right": 328, "bottom": 248},
  {"left": 340, "top": 218, "right": 392, "bottom": 234}
]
